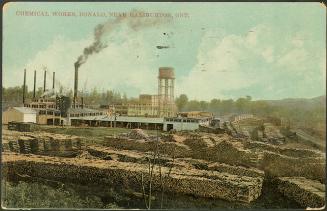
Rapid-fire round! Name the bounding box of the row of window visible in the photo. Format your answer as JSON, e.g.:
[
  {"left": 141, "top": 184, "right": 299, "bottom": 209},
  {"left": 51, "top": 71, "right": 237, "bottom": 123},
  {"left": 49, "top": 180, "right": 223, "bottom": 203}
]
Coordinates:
[
  {"left": 38, "top": 110, "right": 61, "bottom": 116},
  {"left": 165, "top": 118, "right": 199, "bottom": 123},
  {"left": 25, "top": 104, "right": 56, "bottom": 109},
  {"left": 70, "top": 112, "right": 103, "bottom": 117}
]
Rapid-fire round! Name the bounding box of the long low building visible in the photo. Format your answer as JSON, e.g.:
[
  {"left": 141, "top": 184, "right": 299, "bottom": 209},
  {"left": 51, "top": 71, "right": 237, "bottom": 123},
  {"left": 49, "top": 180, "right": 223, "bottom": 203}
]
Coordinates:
[
  {"left": 164, "top": 117, "right": 211, "bottom": 131},
  {"left": 3, "top": 106, "right": 212, "bottom": 131},
  {"left": 70, "top": 115, "right": 211, "bottom": 131}
]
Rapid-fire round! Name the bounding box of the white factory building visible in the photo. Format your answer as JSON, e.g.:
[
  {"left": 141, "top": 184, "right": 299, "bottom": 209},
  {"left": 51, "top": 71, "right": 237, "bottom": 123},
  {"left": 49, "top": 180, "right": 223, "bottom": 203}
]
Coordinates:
[
  {"left": 69, "top": 115, "right": 211, "bottom": 131},
  {"left": 2, "top": 107, "right": 37, "bottom": 124},
  {"left": 163, "top": 117, "right": 211, "bottom": 131}
]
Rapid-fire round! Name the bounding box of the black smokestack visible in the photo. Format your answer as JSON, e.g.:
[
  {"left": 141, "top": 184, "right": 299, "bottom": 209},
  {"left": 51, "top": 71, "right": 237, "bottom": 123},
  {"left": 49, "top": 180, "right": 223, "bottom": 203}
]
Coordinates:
[
  {"left": 43, "top": 70, "right": 47, "bottom": 92},
  {"left": 74, "top": 64, "right": 78, "bottom": 108},
  {"left": 23, "top": 69, "right": 26, "bottom": 104},
  {"left": 33, "top": 70, "right": 36, "bottom": 99},
  {"left": 52, "top": 72, "right": 55, "bottom": 90},
  {"left": 81, "top": 97, "right": 84, "bottom": 109}
]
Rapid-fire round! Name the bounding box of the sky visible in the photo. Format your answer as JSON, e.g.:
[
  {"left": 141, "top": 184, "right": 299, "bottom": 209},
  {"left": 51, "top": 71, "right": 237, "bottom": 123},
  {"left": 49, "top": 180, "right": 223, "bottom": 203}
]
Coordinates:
[{"left": 2, "top": 2, "right": 326, "bottom": 101}]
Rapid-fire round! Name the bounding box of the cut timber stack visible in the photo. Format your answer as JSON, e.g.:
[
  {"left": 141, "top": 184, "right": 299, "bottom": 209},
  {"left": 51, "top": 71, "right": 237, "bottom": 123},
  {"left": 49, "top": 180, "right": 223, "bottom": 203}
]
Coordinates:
[
  {"left": 275, "top": 177, "right": 325, "bottom": 208},
  {"left": 3, "top": 152, "right": 264, "bottom": 203},
  {"left": 8, "top": 141, "right": 20, "bottom": 153},
  {"left": 128, "top": 129, "right": 149, "bottom": 140},
  {"left": 4, "top": 132, "right": 85, "bottom": 156},
  {"left": 261, "top": 152, "right": 325, "bottom": 182},
  {"left": 104, "top": 136, "right": 191, "bottom": 157}
]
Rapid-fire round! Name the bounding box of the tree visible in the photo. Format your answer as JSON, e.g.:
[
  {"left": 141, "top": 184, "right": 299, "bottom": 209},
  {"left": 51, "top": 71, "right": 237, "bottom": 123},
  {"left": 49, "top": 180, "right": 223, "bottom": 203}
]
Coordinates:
[
  {"left": 209, "top": 98, "right": 221, "bottom": 114},
  {"left": 186, "top": 100, "right": 201, "bottom": 111},
  {"left": 235, "top": 97, "right": 247, "bottom": 113},
  {"left": 175, "top": 94, "right": 188, "bottom": 112},
  {"left": 220, "top": 99, "right": 234, "bottom": 114},
  {"left": 199, "top": 101, "right": 209, "bottom": 111},
  {"left": 122, "top": 93, "right": 128, "bottom": 104}
]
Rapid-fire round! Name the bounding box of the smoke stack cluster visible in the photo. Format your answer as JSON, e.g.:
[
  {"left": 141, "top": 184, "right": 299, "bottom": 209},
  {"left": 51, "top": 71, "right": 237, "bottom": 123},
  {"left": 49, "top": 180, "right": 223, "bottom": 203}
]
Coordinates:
[
  {"left": 43, "top": 70, "right": 47, "bottom": 92},
  {"left": 33, "top": 70, "right": 36, "bottom": 99},
  {"left": 23, "top": 69, "right": 26, "bottom": 104},
  {"left": 74, "top": 64, "right": 78, "bottom": 108},
  {"left": 53, "top": 72, "right": 55, "bottom": 90}
]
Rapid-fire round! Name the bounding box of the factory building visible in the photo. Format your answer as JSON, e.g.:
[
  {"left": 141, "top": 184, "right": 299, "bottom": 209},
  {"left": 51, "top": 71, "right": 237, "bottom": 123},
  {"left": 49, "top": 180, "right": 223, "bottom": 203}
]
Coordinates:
[
  {"left": 24, "top": 97, "right": 62, "bottom": 125},
  {"left": 8, "top": 68, "right": 104, "bottom": 126},
  {"left": 106, "top": 67, "right": 177, "bottom": 118},
  {"left": 5, "top": 65, "right": 210, "bottom": 131},
  {"left": 127, "top": 94, "right": 159, "bottom": 117},
  {"left": 163, "top": 117, "right": 211, "bottom": 131},
  {"left": 117, "top": 67, "right": 176, "bottom": 118},
  {"left": 2, "top": 107, "right": 37, "bottom": 124},
  {"left": 178, "top": 111, "right": 214, "bottom": 119},
  {"left": 70, "top": 115, "right": 211, "bottom": 131}
]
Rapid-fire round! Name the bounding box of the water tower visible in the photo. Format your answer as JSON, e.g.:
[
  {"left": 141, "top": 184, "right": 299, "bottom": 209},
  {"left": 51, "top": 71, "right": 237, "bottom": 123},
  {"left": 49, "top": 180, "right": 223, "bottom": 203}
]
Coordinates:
[{"left": 158, "top": 67, "right": 175, "bottom": 117}]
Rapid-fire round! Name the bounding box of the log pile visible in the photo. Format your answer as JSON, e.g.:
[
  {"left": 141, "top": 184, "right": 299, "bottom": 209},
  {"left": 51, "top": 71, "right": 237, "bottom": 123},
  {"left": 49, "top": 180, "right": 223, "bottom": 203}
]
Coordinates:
[
  {"left": 3, "top": 132, "right": 85, "bottom": 156},
  {"left": 128, "top": 129, "right": 149, "bottom": 140},
  {"left": 244, "top": 141, "right": 323, "bottom": 158},
  {"left": 261, "top": 152, "right": 325, "bottom": 182},
  {"left": 2, "top": 152, "right": 264, "bottom": 203},
  {"left": 104, "top": 136, "right": 191, "bottom": 158},
  {"left": 262, "top": 123, "right": 285, "bottom": 145},
  {"left": 274, "top": 177, "right": 325, "bottom": 208}
]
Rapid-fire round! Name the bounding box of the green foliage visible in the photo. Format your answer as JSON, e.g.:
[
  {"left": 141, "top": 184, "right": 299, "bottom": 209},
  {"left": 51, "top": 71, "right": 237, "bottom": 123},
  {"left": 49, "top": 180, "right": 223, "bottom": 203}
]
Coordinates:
[
  {"left": 175, "top": 94, "right": 188, "bottom": 111},
  {"left": 176, "top": 94, "right": 325, "bottom": 134},
  {"left": 2, "top": 181, "right": 119, "bottom": 208},
  {"left": 186, "top": 100, "right": 201, "bottom": 111}
]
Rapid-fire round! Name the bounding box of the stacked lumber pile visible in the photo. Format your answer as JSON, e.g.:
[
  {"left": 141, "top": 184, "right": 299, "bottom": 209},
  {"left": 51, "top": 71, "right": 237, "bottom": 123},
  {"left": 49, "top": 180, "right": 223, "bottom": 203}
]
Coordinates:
[
  {"left": 244, "top": 140, "right": 323, "bottom": 158},
  {"left": 275, "top": 177, "right": 325, "bottom": 208},
  {"left": 262, "top": 123, "right": 285, "bottom": 145},
  {"left": 2, "top": 152, "right": 264, "bottom": 203},
  {"left": 76, "top": 150, "right": 99, "bottom": 160},
  {"left": 183, "top": 137, "right": 257, "bottom": 168},
  {"left": 128, "top": 129, "right": 149, "bottom": 140},
  {"left": 104, "top": 136, "right": 191, "bottom": 158},
  {"left": 3, "top": 132, "right": 85, "bottom": 156},
  {"left": 261, "top": 152, "right": 325, "bottom": 182}
]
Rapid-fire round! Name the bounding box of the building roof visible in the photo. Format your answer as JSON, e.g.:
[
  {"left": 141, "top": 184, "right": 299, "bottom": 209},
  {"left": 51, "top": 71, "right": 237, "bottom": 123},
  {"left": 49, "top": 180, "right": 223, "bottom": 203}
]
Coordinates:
[
  {"left": 165, "top": 116, "right": 211, "bottom": 121},
  {"left": 12, "top": 107, "right": 37, "bottom": 114},
  {"left": 71, "top": 115, "right": 164, "bottom": 124},
  {"left": 68, "top": 107, "right": 102, "bottom": 114}
]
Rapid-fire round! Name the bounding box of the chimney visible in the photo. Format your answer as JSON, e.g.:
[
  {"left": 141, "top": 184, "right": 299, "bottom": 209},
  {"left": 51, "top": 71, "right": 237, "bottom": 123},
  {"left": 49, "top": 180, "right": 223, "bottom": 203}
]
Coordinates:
[
  {"left": 52, "top": 72, "right": 55, "bottom": 90},
  {"left": 74, "top": 64, "right": 78, "bottom": 108},
  {"left": 81, "top": 97, "right": 84, "bottom": 109},
  {"left": 23, "top": 69, "right": 26, "bottom": 104},
  {"left": 33, "top": 70, "right": 36, "bottom": 99},
  {"left": 43, "top": 70, "right": 47, "bottom": 92}
]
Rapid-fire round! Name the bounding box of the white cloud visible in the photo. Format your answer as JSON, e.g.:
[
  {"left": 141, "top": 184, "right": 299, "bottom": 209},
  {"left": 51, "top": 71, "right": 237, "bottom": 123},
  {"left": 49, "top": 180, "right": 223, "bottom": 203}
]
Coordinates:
[
  {"left": 277, "top": 48, "right": 306, "bottom": 64},
  {"left": 177, "top": 25, "right": 272, "bottom": 100},
  {"left": 4, "top": 36, "right": 91, "bottom": 92},
  {"left": 5, "top": 26, "right": 159, "bottom": 98},
  {"left": 178, "top": 24, "right": 325, "bottom": 100},
  {"left": 4, "top": 23, "right": 324, "bottom": 101},
  {"left": 261, "top": 47, "right": 274, "bottom": 63}
]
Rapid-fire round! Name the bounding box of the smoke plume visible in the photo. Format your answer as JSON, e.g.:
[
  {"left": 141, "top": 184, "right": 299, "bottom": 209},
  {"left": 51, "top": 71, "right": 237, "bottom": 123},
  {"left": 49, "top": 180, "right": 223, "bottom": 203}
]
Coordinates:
[{"left": 74, "top": 9, "right": 171, "bottom": 68}]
